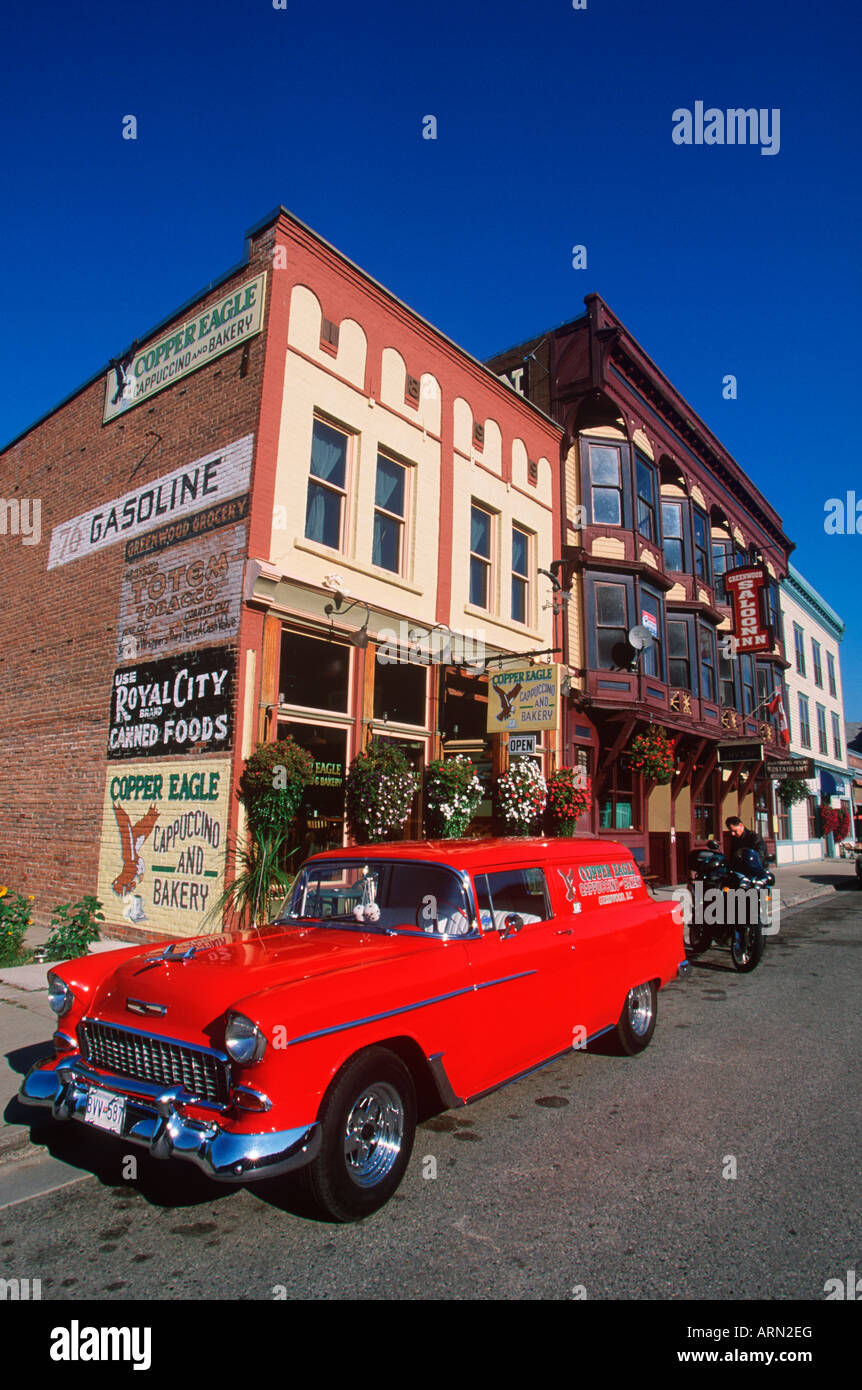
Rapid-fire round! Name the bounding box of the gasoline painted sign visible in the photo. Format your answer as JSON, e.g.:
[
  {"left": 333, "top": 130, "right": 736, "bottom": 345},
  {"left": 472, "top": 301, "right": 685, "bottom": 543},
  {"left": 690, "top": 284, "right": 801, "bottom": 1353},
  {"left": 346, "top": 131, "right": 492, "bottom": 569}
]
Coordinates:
[
  {"left": 96, "top": 759, "right": 231, "bottom": 937},
  {"left": 117, "top": 524, "right": 246, "bottom": 662},
  {"left": 48, "top": 435, "right": 253, "bottom": 570},
  {"left": 103, "top": 274, "right": 266, "bottom": 422},
  {"left": 486, "top": 665, "right": 559, "bottom": 733},
  {"left": 108, "top": 648, "right": 235, "bottom": 759}
]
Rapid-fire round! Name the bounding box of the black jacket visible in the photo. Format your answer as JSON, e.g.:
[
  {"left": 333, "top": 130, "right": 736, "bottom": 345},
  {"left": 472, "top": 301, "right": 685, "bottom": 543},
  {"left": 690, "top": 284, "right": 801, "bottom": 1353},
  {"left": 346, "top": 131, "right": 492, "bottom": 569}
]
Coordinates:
[{"left": 735, "top": 827, "right": 769, "bottom": 868}]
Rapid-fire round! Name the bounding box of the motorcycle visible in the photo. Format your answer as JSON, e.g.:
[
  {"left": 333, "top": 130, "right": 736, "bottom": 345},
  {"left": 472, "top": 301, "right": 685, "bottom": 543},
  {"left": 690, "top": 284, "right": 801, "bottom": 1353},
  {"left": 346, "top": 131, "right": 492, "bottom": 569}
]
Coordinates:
[{"left": 685, "top": 841, "right": 775, "bottom": 973}]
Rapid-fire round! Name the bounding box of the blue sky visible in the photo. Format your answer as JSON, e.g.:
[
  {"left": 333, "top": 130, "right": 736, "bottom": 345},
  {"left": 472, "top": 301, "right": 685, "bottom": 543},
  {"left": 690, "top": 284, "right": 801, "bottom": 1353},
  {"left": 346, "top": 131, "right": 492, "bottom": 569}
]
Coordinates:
[{"left": 2, "top": 0, "right": 860, "bottom": 711}]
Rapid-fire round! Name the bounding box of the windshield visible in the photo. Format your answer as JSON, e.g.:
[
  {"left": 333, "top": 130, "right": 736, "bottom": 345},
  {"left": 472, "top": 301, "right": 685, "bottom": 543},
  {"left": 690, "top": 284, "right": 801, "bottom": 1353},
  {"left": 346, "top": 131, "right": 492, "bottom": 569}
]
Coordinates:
[{"left": 275, "top": 860, "right": 474, "bottom": 937}]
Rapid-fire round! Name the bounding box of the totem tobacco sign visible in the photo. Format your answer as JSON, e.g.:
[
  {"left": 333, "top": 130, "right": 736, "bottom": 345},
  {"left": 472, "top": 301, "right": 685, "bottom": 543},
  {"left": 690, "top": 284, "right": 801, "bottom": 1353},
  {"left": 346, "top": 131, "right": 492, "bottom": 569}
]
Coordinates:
[
  {"left": 96, "top": 757, "right": 231, "bottom": 936},
  {"left": 103, "top": 273, "right": 266, "bottom": 422},
  {"left": 117, "top": 523, "right": 246, "bottom": 661},
  {"left": 108, "top": 648, "right": 235, "bottom": 759}
]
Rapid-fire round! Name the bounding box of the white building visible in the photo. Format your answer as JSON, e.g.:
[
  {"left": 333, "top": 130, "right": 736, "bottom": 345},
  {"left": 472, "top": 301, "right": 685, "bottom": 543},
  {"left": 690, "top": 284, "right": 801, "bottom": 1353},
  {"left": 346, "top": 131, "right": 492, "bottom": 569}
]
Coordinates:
[{"left": 776, "top": 566, "right": 850, "bottom": 863}]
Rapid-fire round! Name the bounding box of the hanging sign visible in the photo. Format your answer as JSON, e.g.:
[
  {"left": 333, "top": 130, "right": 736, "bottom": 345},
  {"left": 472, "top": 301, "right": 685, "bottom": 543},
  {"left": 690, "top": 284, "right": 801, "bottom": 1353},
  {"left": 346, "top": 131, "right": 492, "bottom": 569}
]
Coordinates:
[{"left": 724, "top": 565, "right": 772, "bottom": 652}]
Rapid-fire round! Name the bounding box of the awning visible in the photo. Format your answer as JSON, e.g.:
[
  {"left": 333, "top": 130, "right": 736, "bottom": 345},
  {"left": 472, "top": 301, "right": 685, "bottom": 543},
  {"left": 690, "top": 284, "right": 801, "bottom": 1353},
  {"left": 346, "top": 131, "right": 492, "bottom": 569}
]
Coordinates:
[{"left": 819, "top": 769, "right": 846, "bottom": 796}]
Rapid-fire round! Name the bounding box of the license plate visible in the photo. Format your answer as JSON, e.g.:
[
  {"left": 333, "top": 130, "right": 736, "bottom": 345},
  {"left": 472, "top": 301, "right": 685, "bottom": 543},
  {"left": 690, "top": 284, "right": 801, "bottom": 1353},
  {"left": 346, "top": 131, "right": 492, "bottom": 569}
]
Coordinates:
[{"left": 83, "top": 1088, "right": 126, "bottom": 1135}]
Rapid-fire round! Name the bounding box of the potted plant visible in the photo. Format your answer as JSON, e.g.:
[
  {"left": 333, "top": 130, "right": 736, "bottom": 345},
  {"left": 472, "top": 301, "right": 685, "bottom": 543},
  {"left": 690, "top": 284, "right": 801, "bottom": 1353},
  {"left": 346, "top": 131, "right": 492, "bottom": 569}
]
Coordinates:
[
  {"left": 546, "top": 768, "right": 592, "bottom": 836},
  {"left": 424, "top": 755, "right": 483, "bottom": 838},
  {"left": 345, "top": 742, "right": 419, "bottom": 844},
  {"left": 206, "top": 825, "right": 298, "bottom": 931},
  {"left": 496, "top": 757, "right": 547, "bottom": 835},
  {"left": 776, "top": 776, "right": 809, "bottom": 807},
  {"left": 238, "top": 738, "right": 315, "bottom": 837}
]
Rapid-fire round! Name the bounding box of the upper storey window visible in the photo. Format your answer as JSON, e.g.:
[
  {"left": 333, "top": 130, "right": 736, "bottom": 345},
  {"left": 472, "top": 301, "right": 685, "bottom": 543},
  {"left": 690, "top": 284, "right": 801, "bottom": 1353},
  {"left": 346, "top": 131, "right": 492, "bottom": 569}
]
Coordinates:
[
  {"left": 692, "top": 508, "right": 711, "bottom": 584},
  {"left": 635, "top": 456, "right": 658, "bottom": 544},
  {"left": 305, "top": 418, "right": 349, "bottom": 550},
  {"left": 373, "top": 454, "right": 407, "bottom": 574},
  {"left": 661, "top": 501, "right": 685, "bottom": 571},
  {"left": 589, "top": 444, "right": 624, "bottom": 525}
]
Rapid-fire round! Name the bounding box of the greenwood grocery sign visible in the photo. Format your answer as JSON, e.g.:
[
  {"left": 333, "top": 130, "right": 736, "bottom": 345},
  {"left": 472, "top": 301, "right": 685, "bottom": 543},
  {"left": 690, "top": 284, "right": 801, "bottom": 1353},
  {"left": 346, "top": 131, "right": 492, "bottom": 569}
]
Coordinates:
[{"left": 103, "top": 273, "right": 266, "bottom": 422}]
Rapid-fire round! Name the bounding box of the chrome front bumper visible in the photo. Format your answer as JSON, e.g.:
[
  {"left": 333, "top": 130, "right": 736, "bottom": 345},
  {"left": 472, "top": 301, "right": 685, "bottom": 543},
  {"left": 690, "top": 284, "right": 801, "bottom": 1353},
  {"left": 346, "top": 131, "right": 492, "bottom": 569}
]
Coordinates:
[{"left": 19, "top": 1053, "right": 320, "bottom": 1182}]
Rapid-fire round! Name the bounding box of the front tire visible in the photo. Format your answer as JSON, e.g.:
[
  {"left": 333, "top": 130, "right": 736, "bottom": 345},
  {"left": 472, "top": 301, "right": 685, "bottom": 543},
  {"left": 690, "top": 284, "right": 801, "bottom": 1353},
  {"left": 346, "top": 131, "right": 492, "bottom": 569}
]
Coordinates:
[
  {"left": 301, "top": 1047, "right": 416, "bottom": 1222},
  {"left": 615, "top": 981, "right": 658, "bottom": 1055},
  {"left": 731, "top": 920, "right": 764, "bottom": 972}
]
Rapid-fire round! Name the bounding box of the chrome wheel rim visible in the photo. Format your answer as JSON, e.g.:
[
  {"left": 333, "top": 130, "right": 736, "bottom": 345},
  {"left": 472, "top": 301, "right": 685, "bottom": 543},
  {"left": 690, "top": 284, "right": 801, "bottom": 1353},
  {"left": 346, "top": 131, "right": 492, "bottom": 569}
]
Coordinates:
[
  {"left": 733, "top": 926, "right": 753, "bottom": 963},
  {"left": 343, "top": 1082, "right": 404, "bottom": 1188},
  {"left": 627, "top": 983, "right": 654, "bottom": 1037}
]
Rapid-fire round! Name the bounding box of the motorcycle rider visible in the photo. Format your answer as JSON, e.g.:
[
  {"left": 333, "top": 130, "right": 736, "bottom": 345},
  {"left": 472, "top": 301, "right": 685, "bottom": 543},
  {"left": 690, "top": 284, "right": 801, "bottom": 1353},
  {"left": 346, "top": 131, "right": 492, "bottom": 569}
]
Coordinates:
[{"left": 725, "top": 815, "right": 769, "bottom": 872}]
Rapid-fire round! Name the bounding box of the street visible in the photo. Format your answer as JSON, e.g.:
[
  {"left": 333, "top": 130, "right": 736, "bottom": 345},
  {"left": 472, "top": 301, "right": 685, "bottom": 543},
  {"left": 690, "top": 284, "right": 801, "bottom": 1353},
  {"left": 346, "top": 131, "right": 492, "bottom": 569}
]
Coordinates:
[{"left": 1, "top": 888, "right": 859, "bottom": 1301}]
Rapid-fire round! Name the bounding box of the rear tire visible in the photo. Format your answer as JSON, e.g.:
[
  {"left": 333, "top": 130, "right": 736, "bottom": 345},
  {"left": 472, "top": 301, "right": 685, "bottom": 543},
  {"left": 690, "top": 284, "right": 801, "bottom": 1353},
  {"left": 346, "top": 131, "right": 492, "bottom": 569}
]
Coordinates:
[
  {"left": 615, "top": 981, "right": 657, "bottom": 1055},
  {"left": 300, "top": 1047, "right": 416, "bottom": 1222},
  {"left": 731, "top": 920, "right": 764, "bottom": 972},
  {"left": 686, "top": 921, "right": 713, "bottom": 956}
]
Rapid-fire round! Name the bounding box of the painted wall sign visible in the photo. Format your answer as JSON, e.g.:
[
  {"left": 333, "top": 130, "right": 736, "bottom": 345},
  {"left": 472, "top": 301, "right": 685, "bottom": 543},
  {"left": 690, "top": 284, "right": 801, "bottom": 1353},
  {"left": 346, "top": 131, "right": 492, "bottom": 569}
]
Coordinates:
[
  {"left": 117, "top": 524, "right": 246, "bottom": 661},
  {"left": 96, "top": 758, "right": 231, "bottom": 936},
  {"left": 486, "top": 665, "right": 559, "bottom": 733},
  {"left": 558, "top": 861, "right": 641, "bottom": 909},
  {"left": 123, "top": 492, "right": 249, "bottom": 562},
  {"left": 103, "top": 273, "right": 266, "bottom": 422},
  {"left": 107, "top": 647, "right": 235, "bottom": 759},
  {"left": 47, "top": 435, "right": 253, "bottom": 570},
  {"left": 724, "top": 565, "right": 771, "bottom": 652}
]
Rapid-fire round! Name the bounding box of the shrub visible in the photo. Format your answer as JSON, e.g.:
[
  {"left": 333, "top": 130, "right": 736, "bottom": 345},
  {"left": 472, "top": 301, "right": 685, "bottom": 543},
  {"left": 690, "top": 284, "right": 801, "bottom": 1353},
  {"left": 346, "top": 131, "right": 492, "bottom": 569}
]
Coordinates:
[
  {"left": 0, "top": 886, "right": 33, "bottom": 968},
  {"left": 45, "top": 896, "right": 104, "bottom": 962}
]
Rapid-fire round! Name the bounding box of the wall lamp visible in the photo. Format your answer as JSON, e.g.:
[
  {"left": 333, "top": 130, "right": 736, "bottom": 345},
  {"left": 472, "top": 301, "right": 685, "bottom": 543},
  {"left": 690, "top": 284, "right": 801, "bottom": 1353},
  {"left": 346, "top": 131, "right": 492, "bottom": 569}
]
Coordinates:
[{"left": 324, "top": 593, "right": 370, "bottom": 648}]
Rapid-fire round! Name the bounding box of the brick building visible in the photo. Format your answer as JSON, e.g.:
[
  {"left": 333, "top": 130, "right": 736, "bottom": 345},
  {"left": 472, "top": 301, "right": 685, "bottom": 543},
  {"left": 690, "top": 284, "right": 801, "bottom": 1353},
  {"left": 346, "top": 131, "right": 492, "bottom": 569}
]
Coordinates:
[{"left": 0, "top": 208, "right": 562, "bottom": 940}]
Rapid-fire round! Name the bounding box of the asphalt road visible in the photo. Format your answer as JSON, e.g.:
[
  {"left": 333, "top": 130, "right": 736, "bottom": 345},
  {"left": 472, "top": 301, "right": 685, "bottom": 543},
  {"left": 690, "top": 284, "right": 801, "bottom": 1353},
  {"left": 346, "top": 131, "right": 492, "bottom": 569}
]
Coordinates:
[{"left": 1, "top": 890, "right": 859, "bottom": 1302}]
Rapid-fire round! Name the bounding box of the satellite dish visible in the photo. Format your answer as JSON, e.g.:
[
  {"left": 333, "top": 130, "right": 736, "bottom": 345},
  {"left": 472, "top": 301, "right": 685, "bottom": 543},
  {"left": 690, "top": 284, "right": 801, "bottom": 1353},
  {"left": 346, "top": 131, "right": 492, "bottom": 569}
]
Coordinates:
[{"left": 628, "top": 625, "right": 655, "bottom": 651}]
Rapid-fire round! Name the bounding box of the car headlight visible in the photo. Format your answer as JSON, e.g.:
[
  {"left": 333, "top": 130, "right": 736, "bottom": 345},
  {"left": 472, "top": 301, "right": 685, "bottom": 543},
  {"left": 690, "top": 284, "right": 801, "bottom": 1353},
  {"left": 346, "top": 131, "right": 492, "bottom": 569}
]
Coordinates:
[
  {"left": 47, "top": 972, "right": 73, "bottom": 1017},
  {"left": 224, "top": 1012, "right": 266, "bottom": 1066}
]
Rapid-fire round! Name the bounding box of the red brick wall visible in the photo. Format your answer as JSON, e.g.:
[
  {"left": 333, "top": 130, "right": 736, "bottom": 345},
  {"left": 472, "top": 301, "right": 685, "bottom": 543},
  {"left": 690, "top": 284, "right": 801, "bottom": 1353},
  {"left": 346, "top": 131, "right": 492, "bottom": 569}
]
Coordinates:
[{"left": 0, "top": 223, "right": 277, "bottom": 926}]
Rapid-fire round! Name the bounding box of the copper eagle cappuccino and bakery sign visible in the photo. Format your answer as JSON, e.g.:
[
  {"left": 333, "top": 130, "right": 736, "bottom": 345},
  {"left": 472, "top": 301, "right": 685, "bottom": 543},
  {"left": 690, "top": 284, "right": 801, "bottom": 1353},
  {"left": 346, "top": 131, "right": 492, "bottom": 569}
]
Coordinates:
[{"left": 103, "top": 273, "right": 266, "bottom": 422}]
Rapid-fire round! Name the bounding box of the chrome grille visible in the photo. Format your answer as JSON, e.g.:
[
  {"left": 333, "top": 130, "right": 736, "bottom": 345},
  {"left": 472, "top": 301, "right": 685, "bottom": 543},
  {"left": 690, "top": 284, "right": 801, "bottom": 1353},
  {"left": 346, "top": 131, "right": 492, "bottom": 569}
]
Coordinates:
[{"left": 81, "top": 1020, "right": 230, "bottom": 1104}]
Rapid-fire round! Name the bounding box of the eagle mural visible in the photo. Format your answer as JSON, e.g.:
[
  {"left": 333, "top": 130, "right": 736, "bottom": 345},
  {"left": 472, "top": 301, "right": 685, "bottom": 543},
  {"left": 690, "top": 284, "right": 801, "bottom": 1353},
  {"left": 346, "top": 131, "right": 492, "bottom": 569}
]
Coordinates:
[
  {"left": 490, "top": 677, "right": 523, "bottom": 723},
  {"left": 111, "top": 802, "right": 159, "bottom": 896}
]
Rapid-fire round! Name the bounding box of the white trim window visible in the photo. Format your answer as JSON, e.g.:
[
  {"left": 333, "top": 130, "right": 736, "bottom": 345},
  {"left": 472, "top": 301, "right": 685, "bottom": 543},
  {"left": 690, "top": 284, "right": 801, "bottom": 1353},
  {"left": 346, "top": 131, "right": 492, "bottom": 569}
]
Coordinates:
[
  {"left": 305, "top": 417, "right": 350, "bottom": 551},
  {"left": 372, "top": 453, "right": 408, "bottom": 575},
  {"left": 470, "top": 503, "right": 494, "bottom": 610},
  {"left": 511, "top": 524, "right": 531, "bottom": 625}
]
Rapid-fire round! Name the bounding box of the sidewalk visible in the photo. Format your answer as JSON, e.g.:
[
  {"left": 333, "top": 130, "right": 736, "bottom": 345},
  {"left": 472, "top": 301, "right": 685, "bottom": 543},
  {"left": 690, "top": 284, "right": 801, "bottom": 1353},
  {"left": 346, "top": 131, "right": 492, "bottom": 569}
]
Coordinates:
[{"left": 650, "top": 854, "right": 859, "bottom": 906}]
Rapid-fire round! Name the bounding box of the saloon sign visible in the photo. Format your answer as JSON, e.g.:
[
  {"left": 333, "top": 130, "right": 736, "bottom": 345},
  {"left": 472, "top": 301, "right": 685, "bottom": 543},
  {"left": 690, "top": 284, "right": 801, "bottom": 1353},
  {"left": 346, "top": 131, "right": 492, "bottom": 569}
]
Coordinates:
[
  {"left": 103, "top": 273, "right": 266, "bottom": 422},
  {"left": 724, "top": 565, "right": 771, "bottom": 653},
  {"left": 96, "top": 758, "right": 231, "bottom": 936},
  {"left": 486, "top": 665, "right": 560, "bottom": 733},
  {"left": 108, "top": 648, "right": 235, "bottom": 759}
]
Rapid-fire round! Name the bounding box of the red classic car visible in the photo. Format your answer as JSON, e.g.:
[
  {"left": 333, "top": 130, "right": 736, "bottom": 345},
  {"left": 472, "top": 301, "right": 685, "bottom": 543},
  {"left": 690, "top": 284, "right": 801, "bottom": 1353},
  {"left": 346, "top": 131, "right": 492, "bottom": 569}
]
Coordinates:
[{"left": 21, "top": 837, "right": 688, "bottom": 1221}]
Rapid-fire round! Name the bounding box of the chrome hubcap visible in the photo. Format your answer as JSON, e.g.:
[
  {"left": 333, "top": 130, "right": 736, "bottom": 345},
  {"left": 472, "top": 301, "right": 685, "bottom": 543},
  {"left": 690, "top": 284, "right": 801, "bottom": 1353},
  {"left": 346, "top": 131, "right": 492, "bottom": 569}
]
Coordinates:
[
  {"left": 343, "top": 1083, "right": 404, "bottom": 1187},
  {"left": 628, "top": 983, "right": 654, "bottom": 1037}
]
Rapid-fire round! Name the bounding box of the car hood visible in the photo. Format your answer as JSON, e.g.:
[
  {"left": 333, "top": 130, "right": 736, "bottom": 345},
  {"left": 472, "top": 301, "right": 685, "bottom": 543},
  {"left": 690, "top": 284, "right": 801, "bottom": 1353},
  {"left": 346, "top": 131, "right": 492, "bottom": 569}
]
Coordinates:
[{"left": 87, "top": 923, "right": 436, "bottom": 1040}]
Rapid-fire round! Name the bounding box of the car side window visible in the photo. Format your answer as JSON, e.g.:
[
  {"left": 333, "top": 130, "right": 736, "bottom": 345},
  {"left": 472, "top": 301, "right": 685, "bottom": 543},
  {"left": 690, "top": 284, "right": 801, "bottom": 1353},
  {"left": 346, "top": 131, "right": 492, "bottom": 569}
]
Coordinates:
[{"left": 476, "top": 867, "right": 552, "bottom": 928}]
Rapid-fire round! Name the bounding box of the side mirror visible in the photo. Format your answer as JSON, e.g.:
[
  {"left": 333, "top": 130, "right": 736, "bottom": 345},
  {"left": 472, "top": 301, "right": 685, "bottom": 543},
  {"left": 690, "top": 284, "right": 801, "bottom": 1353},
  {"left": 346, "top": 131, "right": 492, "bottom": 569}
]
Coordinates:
[
  {"left": 500, "top": 913, "right": 524, "bottom": 940},
  {"left": 707, "top": 839, "right": 721, "bottom": 853}
]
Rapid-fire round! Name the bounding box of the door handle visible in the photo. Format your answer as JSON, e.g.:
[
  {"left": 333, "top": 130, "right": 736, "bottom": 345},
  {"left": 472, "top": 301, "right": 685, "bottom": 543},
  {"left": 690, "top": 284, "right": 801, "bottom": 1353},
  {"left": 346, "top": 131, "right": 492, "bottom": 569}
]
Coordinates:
[{"left": 554, "top": 929, "right": 573, "bottom": 936}]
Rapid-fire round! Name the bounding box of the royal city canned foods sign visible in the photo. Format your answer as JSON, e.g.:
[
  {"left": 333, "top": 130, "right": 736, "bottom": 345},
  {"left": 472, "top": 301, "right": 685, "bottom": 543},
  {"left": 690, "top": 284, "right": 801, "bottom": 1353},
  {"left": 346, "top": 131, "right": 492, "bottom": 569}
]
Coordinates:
[
  {"left": 117, "top": 524, "right": 246, "bottom": 661},
  {"left": 103, "top": 274, "right": 266, "bottom": 422},
  {"left": 108, "top": 648, "right": 235, "bottom": 759},
  {"left": 47, "top": 435, "right": 253, "bottom": 570},
  {"left": 96, "top": 759, "right": 231, "bottom": 936},
  {"left": 487, "top": 665, "right": 560, "bottom": 732}
]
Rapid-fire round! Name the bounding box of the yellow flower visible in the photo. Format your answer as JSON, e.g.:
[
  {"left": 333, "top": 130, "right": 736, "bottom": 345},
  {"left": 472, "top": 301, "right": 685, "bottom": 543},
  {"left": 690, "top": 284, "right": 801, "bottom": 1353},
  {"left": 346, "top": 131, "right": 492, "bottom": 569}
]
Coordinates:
[
  {"left": 0, "top": 886, "right": 8, "bottom": 898},
  {"left": 28, "top": 895, "right": 34, "bottom": 901}
]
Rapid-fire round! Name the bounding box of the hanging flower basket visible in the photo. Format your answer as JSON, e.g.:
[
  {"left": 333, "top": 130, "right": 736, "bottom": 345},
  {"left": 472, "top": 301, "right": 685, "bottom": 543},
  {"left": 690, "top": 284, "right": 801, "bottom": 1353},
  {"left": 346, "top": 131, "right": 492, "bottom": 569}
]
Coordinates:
[
  {"left": 625, "top": 726, "right": 675, "bottom": 784},
  {"left": 776, "top": 776, "right": 809, "bottom": 807},
  {"left": 238, "top": 738, "right": 315, "bottom": 838},
  {"left": 819, "top": 803, "right": 840, "bottom": 838},
  {"left": 345, "top": 743, "right": 419, "bottom": 844},
  {"left": 424, "top": 755, "right": 483, "bottom": 838},
  {"left": 496, "top": 758, "right": 547, "bottom": 834},
  {"left": 546, "top": 768, "right": 592, "bottom": 836}
]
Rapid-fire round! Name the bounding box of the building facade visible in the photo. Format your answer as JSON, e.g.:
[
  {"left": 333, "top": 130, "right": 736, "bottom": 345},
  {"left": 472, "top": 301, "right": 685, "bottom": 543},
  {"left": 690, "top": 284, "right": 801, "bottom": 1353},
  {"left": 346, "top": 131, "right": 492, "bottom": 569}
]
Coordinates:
[
  {"left": 488, "top": 294, "right": 795, "bottom": 883},
  {"left": 0, "top": 208, "right": 562, "bottom": 940},
  {"left": 777, "top": 566, "right": 850, "bottom": 862}
]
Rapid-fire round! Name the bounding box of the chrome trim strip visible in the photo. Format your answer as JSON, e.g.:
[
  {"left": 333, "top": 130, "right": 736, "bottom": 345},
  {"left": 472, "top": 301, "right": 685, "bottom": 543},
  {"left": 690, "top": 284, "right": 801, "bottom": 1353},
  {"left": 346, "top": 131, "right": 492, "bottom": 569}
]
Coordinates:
[
  {"left": 34, "top": 1054, "right": 229, "bottom": 1112},
  {"left": 285, "top": 970, "right": 537, "bottom": 1046},
  {"left": 126, "top": 998, "right": 168, "bottom": 1017}
]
